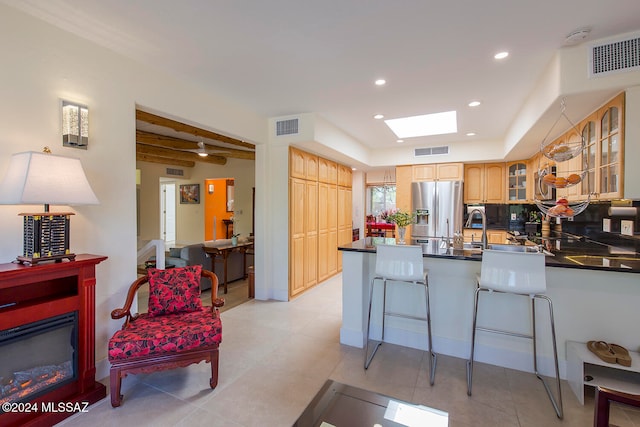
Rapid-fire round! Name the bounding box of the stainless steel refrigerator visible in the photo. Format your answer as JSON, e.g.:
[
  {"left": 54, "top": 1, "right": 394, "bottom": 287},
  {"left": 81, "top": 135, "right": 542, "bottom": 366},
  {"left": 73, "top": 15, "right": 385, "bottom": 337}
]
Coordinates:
[{"left": 411, "top": 181, "right": 464, "bottom": 244}]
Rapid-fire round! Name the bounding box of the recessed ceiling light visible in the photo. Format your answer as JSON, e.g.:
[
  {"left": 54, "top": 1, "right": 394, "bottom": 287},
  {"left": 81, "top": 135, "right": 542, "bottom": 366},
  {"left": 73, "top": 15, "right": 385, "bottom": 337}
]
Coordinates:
[
  {"left": 494, "top": 51, "right": 509, "bottom": 60},
  {"left": 384, "top": 111, "right": 457, "bottom": 138},
  {"left": 396, "top": 139, "right": 404, "bottom": 143},
  {"left": 468, "top": 101, "right": 481, "bottom": 107},
  {"left": 375, "top": 79, "right": 386, "bottom": 86},
  {"left": 374, "top": 114, "right": 384, "bottom": 119},
  {"left": 466, "top": 132, "right": 476, "bottom": 137},
  {"left": 352, "top": 167, "right": 357, "bottom": 171}
]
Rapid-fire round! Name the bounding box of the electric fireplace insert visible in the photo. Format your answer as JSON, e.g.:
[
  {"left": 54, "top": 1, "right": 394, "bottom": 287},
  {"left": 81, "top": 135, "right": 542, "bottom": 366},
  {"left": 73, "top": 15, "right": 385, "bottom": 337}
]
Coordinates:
[{"left": 0, "top": 312, "right": 78, "bottom": 408}]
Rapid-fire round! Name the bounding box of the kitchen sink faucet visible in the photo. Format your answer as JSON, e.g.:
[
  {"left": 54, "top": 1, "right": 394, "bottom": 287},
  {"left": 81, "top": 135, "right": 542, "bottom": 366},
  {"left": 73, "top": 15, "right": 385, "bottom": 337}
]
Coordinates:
[{"left": 465, "top": 209, "right": 487, "bottom": 249}]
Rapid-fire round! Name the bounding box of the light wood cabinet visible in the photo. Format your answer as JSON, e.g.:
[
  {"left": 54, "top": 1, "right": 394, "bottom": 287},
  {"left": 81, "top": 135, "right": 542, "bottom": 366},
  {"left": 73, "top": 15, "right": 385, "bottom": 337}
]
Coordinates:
[
  {"left": 412, "top": 162, "right": 463, "bottom": 181},
  {"left": 289, "top": 147, "right": 350, "bottom": 298},
  {"left": 290, "top": 147, "right": 318, "bottom": 181},
  {"left": 506, "top": 161, "right": 529, "bottom": 203},
  {"left": 544, "top": 92, "right": 624, "bottom": 201},
  {"left": 338, "top": 164, "right": 352, "bottom": 187},
  {"left": 596, "top": 93, "right": 624, "bottom": 200},
  {"left": 289, "top": 177, "right": 319, "bottom": 296},
  {"left": 463, "top": 229, "right": 508, "bottom": 244},
  {"left": 464, "top": 163, "right": 505, "bottom": 203},
  {"left": 319, "top": 158, "right": 338, "bottom": 184},
  {"left": 318, "top": 182, "right": 338, "bottom": 281},
  {"left": 289, "top": 178, "right": 306, "bottom": 296}
]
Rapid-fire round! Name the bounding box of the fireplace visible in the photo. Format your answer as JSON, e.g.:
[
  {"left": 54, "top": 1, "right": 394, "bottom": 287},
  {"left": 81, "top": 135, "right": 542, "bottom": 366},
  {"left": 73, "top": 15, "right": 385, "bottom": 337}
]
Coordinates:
[
  {"left": 1, "top": 312, "right": 78, "bottom": 407},
  {"left": 0, "top": 254, "right": 107, "bottom": 427}
]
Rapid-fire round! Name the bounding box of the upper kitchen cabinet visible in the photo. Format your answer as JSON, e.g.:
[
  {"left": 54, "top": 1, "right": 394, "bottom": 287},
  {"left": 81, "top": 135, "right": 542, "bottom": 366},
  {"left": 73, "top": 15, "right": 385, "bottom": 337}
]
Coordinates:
[
  {"left": 290, "top": 147, "right": 318, "bottom": 181},
  {"left": 506, "top": 161, "right": 529, "bottom": 203},
  {"left": 464, "top": 163, "right": 505, "bottom": 204},
  {"left": 318, "top": 157, "right": 338, "bottom": 184},
  {"left": 596, "top": 93, "right": 624, "bottom": 200},
  {"left": 337, "top": 164, "right": 353, "bottom": 187},
  {"left": 551, "top": 92, "right": 624, "bottom": 201},
  {"left": 412, "top": 162, "right": 463, "bottom": 181}
]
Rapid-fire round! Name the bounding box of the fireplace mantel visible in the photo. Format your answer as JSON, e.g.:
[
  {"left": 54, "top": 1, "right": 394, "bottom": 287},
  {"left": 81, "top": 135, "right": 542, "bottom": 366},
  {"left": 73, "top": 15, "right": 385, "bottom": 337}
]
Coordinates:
[{"left": 0, "top": 254, "right": 107, "bottom": 427}]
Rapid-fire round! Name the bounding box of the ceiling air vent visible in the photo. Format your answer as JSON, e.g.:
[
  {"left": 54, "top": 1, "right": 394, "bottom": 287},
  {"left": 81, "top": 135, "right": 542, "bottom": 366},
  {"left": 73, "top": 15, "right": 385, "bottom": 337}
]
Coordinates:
[
  {"left": 275, "top": 118, "right": 299, "bottom": 136},
  {"left": 415, "top": 146, "right": 449, "bottom": 157},
  {"left": 589, "top": 33, "right": 640, "bottom": 77},
  {"left": 166, "top": 168, "right": 184, "bottom": 176}
]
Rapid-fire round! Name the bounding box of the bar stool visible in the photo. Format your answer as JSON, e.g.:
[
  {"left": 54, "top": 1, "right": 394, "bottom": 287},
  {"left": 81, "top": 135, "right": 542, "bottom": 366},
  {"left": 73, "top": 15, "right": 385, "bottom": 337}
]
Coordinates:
[
  {"left": 364, "top": 244, "right": 437, "bottom": 385},
  {"left": 466, "top": 249, "right": 563, "bottom": 418}
]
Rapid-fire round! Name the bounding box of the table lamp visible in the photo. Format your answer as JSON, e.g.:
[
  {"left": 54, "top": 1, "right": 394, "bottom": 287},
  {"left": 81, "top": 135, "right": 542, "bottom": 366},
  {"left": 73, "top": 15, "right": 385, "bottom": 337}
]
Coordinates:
[{"left": 0, "top": 148, "right": 99, "bottom": 265}]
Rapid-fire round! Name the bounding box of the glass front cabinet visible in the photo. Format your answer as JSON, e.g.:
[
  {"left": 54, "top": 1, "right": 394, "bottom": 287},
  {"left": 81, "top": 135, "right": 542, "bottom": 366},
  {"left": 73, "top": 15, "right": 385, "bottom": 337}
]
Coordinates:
[{"left": 507, "top": 162, "right": 528, "bottom": 202}]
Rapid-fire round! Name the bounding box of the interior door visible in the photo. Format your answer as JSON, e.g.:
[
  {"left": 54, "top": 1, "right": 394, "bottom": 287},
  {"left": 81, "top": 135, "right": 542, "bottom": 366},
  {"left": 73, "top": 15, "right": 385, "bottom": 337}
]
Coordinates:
[{"left": 161, "top": 182, "right": 176, "bottom": 246}]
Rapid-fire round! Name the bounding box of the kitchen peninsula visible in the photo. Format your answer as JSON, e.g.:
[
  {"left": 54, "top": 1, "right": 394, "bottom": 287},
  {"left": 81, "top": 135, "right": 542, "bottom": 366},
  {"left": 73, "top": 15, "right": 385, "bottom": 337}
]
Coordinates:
[{"left": 338, "top": 236, "right": 640, "bottom": 383}]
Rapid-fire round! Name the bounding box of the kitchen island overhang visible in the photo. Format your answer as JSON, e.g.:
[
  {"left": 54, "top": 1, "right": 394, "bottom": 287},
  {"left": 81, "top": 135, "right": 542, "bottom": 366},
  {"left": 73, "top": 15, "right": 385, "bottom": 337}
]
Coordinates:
[{"left": 338, "top": 238, "right": 640, "bottom": 381}]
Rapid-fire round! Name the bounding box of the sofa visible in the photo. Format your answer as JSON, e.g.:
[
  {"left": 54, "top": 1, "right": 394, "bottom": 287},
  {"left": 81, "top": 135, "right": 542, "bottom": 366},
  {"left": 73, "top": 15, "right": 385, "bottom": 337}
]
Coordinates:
[{"left": 165, "top": 239, "right": 253, "bottom": 291}]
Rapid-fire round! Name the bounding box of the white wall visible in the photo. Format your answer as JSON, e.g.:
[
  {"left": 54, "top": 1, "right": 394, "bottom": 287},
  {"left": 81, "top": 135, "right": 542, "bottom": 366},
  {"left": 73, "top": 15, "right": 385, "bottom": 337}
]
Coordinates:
[{"left": 0, "top": 4, "right": 265, "bottom": 378}]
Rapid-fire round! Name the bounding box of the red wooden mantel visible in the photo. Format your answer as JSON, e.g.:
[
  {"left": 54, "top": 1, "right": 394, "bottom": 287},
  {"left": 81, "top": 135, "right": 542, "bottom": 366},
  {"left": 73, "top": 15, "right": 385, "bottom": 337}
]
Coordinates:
[{"left": 0, "top": 254, "right": 107, "bottom": 427}]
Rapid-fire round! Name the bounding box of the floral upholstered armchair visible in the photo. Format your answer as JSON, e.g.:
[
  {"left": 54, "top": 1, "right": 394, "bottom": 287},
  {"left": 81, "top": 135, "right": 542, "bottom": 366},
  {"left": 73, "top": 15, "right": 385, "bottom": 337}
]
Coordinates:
[{"left": 108, "top": 265, "right": 224, "bottom": 407}]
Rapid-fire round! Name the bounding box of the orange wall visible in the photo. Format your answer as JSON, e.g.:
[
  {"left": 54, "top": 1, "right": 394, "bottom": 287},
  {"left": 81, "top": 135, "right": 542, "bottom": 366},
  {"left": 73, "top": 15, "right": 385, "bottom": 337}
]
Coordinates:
[{"left": 204, "top": 178, "right": 233, "bottom": 240}]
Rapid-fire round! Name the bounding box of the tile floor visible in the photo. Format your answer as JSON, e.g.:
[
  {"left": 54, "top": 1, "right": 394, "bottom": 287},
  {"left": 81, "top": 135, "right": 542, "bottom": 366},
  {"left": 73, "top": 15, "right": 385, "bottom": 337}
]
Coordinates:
[{"left": 59, "top": 274, "right": 640, "bottom": 427}]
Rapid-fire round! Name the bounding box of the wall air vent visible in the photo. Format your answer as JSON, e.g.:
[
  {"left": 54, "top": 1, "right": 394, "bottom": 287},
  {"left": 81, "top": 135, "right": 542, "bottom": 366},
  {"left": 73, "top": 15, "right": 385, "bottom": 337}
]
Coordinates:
[
  {"left": 415, "top": 146, "right": 449, "bottom": 157},
  {"left": 166, "top": 168, "right": 184, "bottom": 176},
  {"left": 589, "top": 33, "right": 640, "bottom": 77},
  {"left": 275, "top": 118, "right": 299, "bottom": 136}
]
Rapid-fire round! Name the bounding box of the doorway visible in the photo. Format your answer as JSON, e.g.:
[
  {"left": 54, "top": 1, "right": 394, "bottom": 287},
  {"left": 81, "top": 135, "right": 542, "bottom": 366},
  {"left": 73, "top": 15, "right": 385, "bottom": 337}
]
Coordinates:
[{"left": 160, "top": 181, "right": 176, "bottom": 247}]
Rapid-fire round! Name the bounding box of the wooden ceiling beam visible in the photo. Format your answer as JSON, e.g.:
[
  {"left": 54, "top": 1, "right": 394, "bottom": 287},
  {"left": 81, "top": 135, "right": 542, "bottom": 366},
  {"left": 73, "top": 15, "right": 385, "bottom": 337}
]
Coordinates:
[
  {"left": 137, "top": 144, "right": 227, "bottom": 165},
  {"left": 136, "top": 130, "right": 255, "bottom": 160},
  {"left": 136, "top": 110, "right": 255, "bottom": 150},
  {"left": 136, "top": 153, "right": 195, "bottom": 168}
]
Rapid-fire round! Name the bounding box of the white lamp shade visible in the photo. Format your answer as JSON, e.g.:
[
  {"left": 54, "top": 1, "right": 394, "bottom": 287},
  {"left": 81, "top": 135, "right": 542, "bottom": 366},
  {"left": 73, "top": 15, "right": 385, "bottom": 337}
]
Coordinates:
[{"left": 0, "top": 151, "right": 99, "bottom": 206}]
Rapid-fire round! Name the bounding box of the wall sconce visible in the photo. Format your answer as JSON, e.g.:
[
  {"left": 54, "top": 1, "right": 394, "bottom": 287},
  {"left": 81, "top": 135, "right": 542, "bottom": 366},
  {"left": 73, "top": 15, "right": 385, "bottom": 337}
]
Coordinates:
[
  {"left": 62, "top": 100, "right": 89, "bottom": 149},
  {"left": 208, "top": 184, "right": 214, "bottom": 194}
]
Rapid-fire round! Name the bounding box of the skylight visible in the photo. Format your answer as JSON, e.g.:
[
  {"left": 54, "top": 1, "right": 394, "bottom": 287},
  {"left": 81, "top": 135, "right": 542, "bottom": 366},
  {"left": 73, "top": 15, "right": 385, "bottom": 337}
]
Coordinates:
[{"left": 384, "top": 111, "right": 457, "bottom": 138}]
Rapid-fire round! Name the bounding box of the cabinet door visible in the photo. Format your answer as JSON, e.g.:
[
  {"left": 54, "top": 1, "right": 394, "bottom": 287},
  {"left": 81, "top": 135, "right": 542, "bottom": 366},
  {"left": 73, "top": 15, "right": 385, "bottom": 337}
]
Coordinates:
[
  {"left": 318, "top": 158, "right": 337, "bottom": 184},
  {"left": 306, "top": 154, "right": 319, "bottom": 181},
  {"left": 437, "top": 163, "right": 464, "bottom": 181},
  {"left": 290, "top": 148, "right": 306, "bottom": 179},
  {"left": 305, "top": 181, "right": 318, "bottom": 289},
  {"left": 464, "top": 164, "right": 484, "bottom": 203},
  {"left": 289, "top": 178, "right": 306, "bottom": 296},
  {"left": 597, "top": 94, "right": 624, "bottom": 199},
  {"left": 581, "top": 114, "right": 597, "bottom": 197},
  {"left": 317, "top": 183, "right": 329, "bottom": 281},
  {"left": 487, "top": 230, "right": 507, "bottom": 244},
  {"left": 506, "top": 162, "right": 527, "bottom": 203},
  {"left": 413, "top": 164, "right": 436, "bottom": 181},
  {"left": 484, "top": 163, "right": 505, "bottom": 203},
  {"left": 338, "top": 164, "right": 352, "bottom": 187},
  {"left": 328, "top": 185, "right": 338, "bottom": 276}
]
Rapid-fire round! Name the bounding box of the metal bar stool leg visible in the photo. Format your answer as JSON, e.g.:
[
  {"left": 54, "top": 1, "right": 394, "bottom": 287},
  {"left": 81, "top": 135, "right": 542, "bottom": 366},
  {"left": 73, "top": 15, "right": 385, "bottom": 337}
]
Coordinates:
[
  {"left": 425, "top": 278, "right": 437, "bottom": 385},
  {"left": 533, "top": 295, "right": 564, "bottom": 419},
  {"left": 364, "top": 277, "right": 385, "bottom": 369},
  {"left": 466, "top": 286, "right": 482, "bottom": 395}
]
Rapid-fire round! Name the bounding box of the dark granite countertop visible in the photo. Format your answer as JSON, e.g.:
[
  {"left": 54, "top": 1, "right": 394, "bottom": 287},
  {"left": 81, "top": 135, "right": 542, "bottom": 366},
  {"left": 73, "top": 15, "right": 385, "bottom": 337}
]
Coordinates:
[{"left": 339, "top": 236, "right": 640, "bottom": 273}]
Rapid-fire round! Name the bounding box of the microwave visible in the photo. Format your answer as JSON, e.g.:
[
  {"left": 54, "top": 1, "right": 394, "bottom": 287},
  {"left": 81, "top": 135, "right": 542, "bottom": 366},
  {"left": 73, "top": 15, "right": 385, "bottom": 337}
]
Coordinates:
[{"left": 534, "top": 166, "right": 556, "bottom": 201}]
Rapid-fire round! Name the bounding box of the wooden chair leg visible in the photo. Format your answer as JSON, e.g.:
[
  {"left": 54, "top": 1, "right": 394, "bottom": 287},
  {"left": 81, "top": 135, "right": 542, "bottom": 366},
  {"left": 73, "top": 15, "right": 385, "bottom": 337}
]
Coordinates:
[
  {"left": 110, "top": 367, "right": 123, "bottom": 407},
  {"left": 209, "top": 349, "right": 219, "bottom": 389}
]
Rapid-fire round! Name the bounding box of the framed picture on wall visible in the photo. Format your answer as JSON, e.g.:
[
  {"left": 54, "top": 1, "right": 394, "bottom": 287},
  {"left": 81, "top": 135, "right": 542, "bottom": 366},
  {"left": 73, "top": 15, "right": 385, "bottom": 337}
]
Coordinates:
[{"left": 179, "top": 184, "right": 200, "bottom": 204}]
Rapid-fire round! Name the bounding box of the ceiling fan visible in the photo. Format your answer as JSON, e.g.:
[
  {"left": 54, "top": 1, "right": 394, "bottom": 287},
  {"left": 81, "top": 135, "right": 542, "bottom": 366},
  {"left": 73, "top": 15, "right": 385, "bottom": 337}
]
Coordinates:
[{"left": 186, "top": 141, "right": 231, "bottom": 157}]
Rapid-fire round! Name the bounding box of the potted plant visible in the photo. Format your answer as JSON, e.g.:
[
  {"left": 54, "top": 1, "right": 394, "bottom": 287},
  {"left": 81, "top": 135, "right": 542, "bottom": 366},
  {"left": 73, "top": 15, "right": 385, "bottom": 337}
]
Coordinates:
[{"left": 386, "top": 209, "right": 415, "bottom": 244}]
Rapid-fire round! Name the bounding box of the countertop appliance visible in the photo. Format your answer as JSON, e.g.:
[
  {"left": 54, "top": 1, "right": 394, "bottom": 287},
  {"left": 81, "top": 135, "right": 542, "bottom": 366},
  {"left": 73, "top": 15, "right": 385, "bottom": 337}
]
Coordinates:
[
  {"left": 534, "top": 165, "right": 556, "bottom": 201},
  {"left": 411, "top": 181, "right": 463, "bottom": 244}
]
